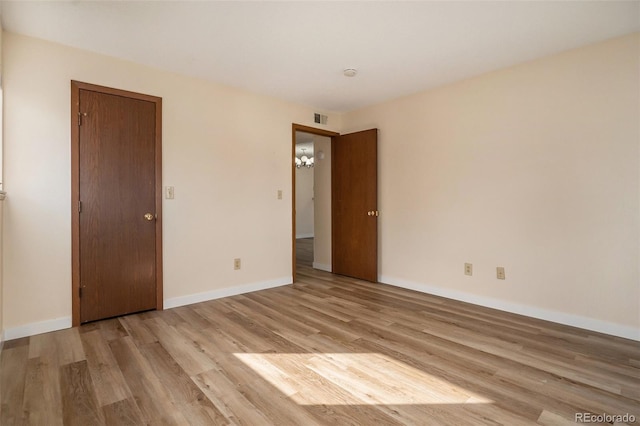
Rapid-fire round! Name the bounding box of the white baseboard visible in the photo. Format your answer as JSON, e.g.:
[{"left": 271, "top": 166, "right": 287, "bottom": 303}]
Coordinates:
[
  {"left": 8, "top": 276, "right": 634, "bottom": 342},
  {"left": 296, "top": 233, "right": 314, "bottom": 239},
  {"left": 3, "top": 278, "right": 292, "bottom": 339},
  {"left": 4, "top": 316, "right": 72, "bottom": 341},
  {"left": 380, "top": 275, "right": 640, "bottom": 342},
  {"left": 313, "top": 262, "right": 332, "bottom": 272},
  {"left": 164, "top": 276, "right": 292, "bottom": 309}
]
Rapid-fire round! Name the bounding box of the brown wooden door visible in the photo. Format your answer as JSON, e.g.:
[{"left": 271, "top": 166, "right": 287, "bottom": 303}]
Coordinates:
[
  {"left": 332, "top": 129, "right": 378, "bottom": 282},
  {"left": 77, "top": 87, "right": 160, "bottom": 323}
]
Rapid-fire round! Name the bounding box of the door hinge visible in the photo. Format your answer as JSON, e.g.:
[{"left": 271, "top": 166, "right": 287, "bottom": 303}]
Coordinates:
[
  {"left": 78, "top": 201, "right": 82, "bottom": 213},
  {"left": 79, "top": 286, "right": 83, "bottom": 298}
]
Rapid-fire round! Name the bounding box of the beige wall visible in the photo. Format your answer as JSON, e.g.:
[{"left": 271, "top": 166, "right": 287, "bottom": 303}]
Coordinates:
[
  {"left": 3, "top": 30, "right": 639, "bottom": 340},
  {"left": 0, "top": 25, "right": 3, "bottom": 192},
  {"left": 1, "top": 32, "right": 341, "bottom": 335},
  {"left": 0, "top": 200, "right": 4, "bottom": 345},
  {"left": 312, "top": 135, "right": 332, "bottom": 271},
  {"left": 343, "top": 33, "right": 640, "bottom": 339},
  {"left": 0, "top": 26, "right": 4, "bottom": 345},
  {"left": 295, "top": 167, "right": 314, "bottom": 238}
]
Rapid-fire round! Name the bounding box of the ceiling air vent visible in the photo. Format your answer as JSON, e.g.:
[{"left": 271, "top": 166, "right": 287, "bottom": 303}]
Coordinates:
[{"left": 314, "top": 113, "right": 328, "bottom": 125}]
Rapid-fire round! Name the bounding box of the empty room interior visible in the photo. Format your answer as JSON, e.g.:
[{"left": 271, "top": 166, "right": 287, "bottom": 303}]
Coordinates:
[{"left": 0, "top": 1, "right": 639, "bottom": 425}]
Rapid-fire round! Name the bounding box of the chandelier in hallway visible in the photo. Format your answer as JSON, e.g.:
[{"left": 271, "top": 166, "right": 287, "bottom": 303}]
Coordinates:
[{"left": 295, "top": 148, "right": 314, "bottom": 168}]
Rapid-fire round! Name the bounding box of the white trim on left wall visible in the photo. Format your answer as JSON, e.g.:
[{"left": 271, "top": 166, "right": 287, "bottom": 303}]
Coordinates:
[
  {"left": 4, "top": 316, "right": 72, "bottom": 341},
  {"left": 3, "top": 277, "right": 293, "bottom": 340}
]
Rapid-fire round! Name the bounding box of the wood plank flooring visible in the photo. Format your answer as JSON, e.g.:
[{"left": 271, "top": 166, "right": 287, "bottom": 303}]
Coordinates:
[
  {"left": 296, "top": 237, "right": 314, "bottom": 268},
  {"left": 1, "top": 241, "right": 639, "bottom": 425}
]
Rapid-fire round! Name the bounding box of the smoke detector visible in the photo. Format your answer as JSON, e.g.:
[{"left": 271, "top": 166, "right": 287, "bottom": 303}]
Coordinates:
[{"left": 343, "top": 68, "right": 358, "bottom": 77}]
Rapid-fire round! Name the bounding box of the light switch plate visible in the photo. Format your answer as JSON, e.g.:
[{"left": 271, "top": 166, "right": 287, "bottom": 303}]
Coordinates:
[{"left": 165, "top": 186, "right": 175, "bottom": 199}]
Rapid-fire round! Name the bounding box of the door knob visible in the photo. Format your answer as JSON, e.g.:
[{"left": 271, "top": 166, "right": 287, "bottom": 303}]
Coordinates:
[{"left": 144, "top": 213, "right": 155, "bottom": 221}]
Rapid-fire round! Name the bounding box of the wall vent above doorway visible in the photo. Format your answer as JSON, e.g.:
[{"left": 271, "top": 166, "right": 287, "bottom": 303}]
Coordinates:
[{"left": 314, "top": 113, "right": 328, "bottom": 125}]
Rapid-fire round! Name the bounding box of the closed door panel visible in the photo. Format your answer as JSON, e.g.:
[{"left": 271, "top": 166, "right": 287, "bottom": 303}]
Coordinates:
[
  {"left": 79, "top": 89, "right": 157, "bottom": 323},
  {"left": 332, "top": 129, "right": 378, "bottom": 282}
]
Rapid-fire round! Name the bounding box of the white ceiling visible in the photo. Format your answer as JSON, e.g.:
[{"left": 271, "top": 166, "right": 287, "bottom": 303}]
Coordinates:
[{"left": 1, "top": 1, "right": 639, "bottom": 112}]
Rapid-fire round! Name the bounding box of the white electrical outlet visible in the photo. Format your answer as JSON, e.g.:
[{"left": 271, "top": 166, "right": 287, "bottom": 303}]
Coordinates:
[
  {"left": 497, "top": 267, "right": 506, "bottom": 280},
  {"left": 464, "top": 263, "right": 473, "bottom": 276},
  {"left": 277, "top": 190, "right": 283, "bottom": 200},
  {"left": 234, "top": 258, "right": 241, "bottom": 270}
]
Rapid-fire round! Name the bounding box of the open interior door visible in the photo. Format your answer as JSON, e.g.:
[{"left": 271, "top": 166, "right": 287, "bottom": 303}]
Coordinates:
[{"left": 332, "top": 129, "right": 378, "bottom": 282}]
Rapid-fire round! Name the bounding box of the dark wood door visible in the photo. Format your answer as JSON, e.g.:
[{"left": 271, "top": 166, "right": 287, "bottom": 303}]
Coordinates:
[
  {"left": 78, "top": 88, "right": 159, "bottom": 323},
  {"left": 332, "top": 129, "right": 378, "bottom": 282}
]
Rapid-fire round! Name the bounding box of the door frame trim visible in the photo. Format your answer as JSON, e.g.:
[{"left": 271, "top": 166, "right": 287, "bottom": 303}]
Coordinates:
[
  {"left": 71, "top": 81, "right": 163, "bottom": 326},
  {"left": 291, "top": 124, "right": 339, "bottom": 281}
]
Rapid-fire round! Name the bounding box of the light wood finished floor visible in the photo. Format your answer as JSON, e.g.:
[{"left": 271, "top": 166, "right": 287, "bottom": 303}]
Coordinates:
[
  {"left": 2, "top": 242, "right": 639, "bottom": 425},
  {"left": 296, "top": 237, "right": 314, "bottom": 268}
]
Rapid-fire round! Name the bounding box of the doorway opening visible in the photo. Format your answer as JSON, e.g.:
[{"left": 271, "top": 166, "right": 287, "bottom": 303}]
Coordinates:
[
  {"left": 292, "top": 124, "right": 338, "bottom": 281},
  {"left": 294, "top": 130, "right": 331, "bottom": 275},
  {"left": 292, "top": 124, "right": 379, "bottom": 283}
]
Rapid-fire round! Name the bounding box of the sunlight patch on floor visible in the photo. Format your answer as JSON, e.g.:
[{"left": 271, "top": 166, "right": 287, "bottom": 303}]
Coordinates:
[{"left": 234, "top": 352, "right": 494, "bottom": 406}]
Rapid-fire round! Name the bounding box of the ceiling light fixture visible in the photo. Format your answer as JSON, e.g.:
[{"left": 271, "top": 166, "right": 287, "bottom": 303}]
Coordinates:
[
  {"left": 343, "top": 68, "right": 358, "bottom": 77},
  {"left": 295, "top": 148, "right": 314, "bottom": 168}
]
